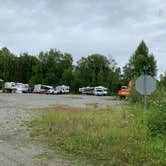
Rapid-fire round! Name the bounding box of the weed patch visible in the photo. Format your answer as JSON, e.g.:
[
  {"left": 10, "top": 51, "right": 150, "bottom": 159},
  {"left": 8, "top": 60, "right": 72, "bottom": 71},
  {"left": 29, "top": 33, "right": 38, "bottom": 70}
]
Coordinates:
[{"left": 28, "top": 107, "right": 166, "bottom": 166}]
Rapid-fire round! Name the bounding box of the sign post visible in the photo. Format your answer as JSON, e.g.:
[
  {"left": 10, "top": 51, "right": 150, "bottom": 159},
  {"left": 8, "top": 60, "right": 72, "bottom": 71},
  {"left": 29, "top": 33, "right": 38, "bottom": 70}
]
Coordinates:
[
  {"left": 136, "top": 75, "right": 156, "bottom": 111},
  {"left": 143, "top": 75, "right": 147, "bottom": 111}
]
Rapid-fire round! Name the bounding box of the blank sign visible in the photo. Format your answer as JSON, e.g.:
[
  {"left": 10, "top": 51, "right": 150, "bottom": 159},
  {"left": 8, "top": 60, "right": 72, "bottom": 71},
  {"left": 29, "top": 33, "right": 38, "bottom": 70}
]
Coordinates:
[{"left": 136, "top": 75, "right": 156, "bottom": 95}]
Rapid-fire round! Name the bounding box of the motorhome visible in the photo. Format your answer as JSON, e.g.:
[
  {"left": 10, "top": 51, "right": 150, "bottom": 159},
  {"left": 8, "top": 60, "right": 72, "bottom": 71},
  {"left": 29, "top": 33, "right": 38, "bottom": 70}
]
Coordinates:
[
  {"left": 56, "top": 85, "right": 69, "bottom": 94},
  {"left": 33, "top": 84, "right": 53, "bottom": 94},
  {"left": 4, "top": 82, "right": 17, "bottom": 93},
  {"left": 94, "top": 86, "right": 108, "bottom": 96},
  {"left": 93, "top": 86, "right": 104, "bottom": 96}
]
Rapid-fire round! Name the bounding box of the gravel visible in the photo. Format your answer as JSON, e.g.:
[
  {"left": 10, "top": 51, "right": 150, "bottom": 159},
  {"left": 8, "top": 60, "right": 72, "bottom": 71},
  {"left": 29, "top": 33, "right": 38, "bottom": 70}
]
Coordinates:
[{"left": 0, "top": 93, "right": 122, "bottom": 166}]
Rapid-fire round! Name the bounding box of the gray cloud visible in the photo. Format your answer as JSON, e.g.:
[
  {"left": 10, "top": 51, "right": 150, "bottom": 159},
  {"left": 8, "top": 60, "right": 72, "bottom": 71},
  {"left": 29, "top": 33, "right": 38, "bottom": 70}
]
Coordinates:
[{"left": 0, "top": 0, "right": 165, "bottom": 75}]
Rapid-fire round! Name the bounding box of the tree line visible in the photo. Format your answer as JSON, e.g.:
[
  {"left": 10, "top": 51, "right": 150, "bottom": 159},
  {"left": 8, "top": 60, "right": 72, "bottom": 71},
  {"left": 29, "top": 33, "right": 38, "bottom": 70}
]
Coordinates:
[{"left": 0, "top": 41, "right": 163, "bottom": 93}]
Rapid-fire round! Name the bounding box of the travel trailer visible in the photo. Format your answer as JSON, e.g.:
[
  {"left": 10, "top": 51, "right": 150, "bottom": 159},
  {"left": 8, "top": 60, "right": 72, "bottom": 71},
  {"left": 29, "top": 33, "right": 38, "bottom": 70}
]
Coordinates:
[
  {"left": 33, "top": 84, "right": 53, "bottom": 94},
  {"left": 15, "top": 83, "right": 29, "bottom": 93},
  {"left": 82, "top": 87, "right": 94, "bottom": 95},
  {"left": 56, "top": 85, "right": 70, "bottom": 94},
  {"left": 79, "top": 86, "right": 108, "bottom": 96},
  {"left": 4, "top": 82, "right": 29, "bottom": 93}
]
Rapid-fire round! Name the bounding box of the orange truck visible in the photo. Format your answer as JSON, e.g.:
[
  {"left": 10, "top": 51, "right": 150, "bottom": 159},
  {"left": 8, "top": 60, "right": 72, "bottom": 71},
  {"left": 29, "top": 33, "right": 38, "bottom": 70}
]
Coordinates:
[{"left": 118, "top": 81, "right": 134, "bottom": 99}]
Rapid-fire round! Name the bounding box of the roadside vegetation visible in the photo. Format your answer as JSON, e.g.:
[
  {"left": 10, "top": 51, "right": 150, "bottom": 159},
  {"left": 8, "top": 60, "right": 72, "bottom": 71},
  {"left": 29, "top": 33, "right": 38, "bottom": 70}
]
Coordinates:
[
  {"left": 27, "top": 106, "right": 166, "bottom": 166},
  {"left": 128, "top": 85, "right": 166, "bottom": 137}
]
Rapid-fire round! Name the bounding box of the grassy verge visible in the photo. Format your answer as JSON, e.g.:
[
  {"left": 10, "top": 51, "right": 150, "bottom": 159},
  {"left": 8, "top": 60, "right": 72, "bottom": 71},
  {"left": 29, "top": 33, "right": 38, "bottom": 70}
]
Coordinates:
[{"left": 27, "top": 106, "right": 166, "bottom": 166}]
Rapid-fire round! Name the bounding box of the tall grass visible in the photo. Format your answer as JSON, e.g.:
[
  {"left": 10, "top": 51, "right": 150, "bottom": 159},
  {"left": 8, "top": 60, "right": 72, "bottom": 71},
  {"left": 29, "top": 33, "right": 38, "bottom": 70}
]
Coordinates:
[
  {"left": 28, "top": 107, "right": 166, "bottom": 166},
  {"left": 128, "top": 86, "right": 166, "bottom": 136}
]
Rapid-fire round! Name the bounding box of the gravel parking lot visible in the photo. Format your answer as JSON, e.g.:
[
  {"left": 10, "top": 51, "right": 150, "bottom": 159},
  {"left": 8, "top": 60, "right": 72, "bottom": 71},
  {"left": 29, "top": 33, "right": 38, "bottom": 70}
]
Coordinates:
[{"left": 0, "top": 93, "right": 123, "bottom": 166}]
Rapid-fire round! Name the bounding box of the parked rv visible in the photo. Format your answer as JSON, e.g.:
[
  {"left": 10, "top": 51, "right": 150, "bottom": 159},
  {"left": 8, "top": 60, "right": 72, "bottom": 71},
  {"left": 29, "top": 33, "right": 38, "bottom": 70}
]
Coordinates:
[
  {"left": 33, "top": 84, "right": 53, "bottom": 94},
  {"left": 4, "top": 82, "right": 17, "bottom": 93},
  {"left": 94, "top": 86, "right": 105, "bottom": 96},
  {"left": 46, "top": 88, "right": 57, "bottom": 95},
  {"left": 79, "top": 87, "right": 93, "bottom": 95},
  {"left": 79, "top": 87, "right": 85, "bottom": 93},
  {"left": 94, "top": 86, "right": 108, "bottom": 96},
  {"left": 56, "top": 85, "right": 70, "bottom": 94},
  {"left": 79, "top": 86, "right": 108, "bottom": 96},
  {"left": 83, "top": 87, "right": 94, "bottom": 95},
  {"left": 4, "top": 82, "right": 29, "bottom": 93},
  {"left": 15, "top": 83, "right": 29, "bottom": 93}
]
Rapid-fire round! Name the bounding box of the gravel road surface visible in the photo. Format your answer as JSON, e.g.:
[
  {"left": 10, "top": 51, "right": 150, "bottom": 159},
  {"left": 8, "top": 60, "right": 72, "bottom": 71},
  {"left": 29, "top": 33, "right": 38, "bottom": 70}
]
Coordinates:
[{"left": 0, "top": 93, "right": 122, "bottom": 166}]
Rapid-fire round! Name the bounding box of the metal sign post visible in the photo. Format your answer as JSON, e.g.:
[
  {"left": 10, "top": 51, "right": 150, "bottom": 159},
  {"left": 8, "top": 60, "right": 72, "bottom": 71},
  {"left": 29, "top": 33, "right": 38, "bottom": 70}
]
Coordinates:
[{"left": 143, "top": 74, "right": 147, "bottom": 111}]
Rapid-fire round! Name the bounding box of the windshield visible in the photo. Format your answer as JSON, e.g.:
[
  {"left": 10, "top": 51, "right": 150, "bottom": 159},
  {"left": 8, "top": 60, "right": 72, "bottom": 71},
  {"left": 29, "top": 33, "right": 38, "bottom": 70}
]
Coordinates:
[{"left": 96, "top": 89, "right": 102, "bottom": 92}]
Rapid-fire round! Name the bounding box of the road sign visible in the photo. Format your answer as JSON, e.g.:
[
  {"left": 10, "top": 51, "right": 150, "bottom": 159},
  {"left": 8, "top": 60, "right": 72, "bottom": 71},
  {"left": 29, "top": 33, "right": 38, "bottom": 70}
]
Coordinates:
[
  {"left": 136, "top": 75, "right": 156, "bottom": 111},
  {"left": 136, "top": 75, "right": 156, "bottom": 95}
]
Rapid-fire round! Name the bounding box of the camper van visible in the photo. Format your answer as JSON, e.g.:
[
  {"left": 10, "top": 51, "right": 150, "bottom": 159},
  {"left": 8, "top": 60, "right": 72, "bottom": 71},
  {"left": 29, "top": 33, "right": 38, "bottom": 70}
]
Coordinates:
[
  {"left": 33, "top": 84, "right": 53, "bottom": 94},
  {"left": 56, "top": 85, "right": 69, "bottom": 94}
]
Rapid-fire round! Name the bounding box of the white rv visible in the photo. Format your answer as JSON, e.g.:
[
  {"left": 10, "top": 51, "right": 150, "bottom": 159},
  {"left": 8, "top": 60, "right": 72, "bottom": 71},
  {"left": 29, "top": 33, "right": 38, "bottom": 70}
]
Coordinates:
[
  {"left": 56, "top": 85, "right": 69, "bottom": 94},
  {"left": 103, "top": 87, "right": 108, "bottom": 96},
  {"left": 4, "top": 82, "right": 29, "bottom": 93},
  {"left": 15, "top": 83, "right": 29, "bottom": 93},
  {"left": 79, "top": 86, "right": 108, "bottom": 96},
  {"left": 93, "top": 87, "right": 104, "bottom": 96},
  {"left": 79, "top": 87, "right": 85, "bottom": 93},
  {"left": 79, "top": 87, "right": 94, "bottom": 95},
  {"left": 33, "top": 84, "right": 53, "bottom": 94},
  {"left": 4, "top": 82, "right": 17, "bottom": 93},
  {"left": 93, "top": 86, "right": 108, "bottom": 96}
]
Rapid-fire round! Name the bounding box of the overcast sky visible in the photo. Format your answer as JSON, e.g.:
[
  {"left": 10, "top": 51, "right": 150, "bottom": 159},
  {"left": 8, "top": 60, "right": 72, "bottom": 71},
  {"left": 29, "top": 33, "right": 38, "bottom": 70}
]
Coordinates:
[{"left": 0, "top": 0, "right": 166, "bottom": 75}]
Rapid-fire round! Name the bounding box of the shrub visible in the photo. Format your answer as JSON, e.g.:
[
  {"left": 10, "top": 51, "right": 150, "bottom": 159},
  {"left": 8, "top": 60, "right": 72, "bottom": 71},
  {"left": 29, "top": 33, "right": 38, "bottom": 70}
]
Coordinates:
[
  {"left": 147, "top": 98, "right": 166, "bottom": 136},
  {"left": 146, "top": 87, "right": 166, "bottom": 136},
  {"left": 127, "top": 88, "right": 142, "bottom": 103}
]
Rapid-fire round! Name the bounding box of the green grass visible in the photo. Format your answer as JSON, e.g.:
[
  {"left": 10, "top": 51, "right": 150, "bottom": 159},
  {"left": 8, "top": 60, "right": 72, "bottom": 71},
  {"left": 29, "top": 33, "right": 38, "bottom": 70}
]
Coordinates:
[{"left": 28, "top": 107, "right": 166, "bottom": 166}]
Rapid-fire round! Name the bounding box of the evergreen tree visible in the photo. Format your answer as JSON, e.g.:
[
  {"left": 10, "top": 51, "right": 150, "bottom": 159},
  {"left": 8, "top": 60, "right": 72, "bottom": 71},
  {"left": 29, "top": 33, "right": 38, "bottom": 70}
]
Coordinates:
[{"left": 123, "top": 41, "right": 157, "bottom": 83}]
